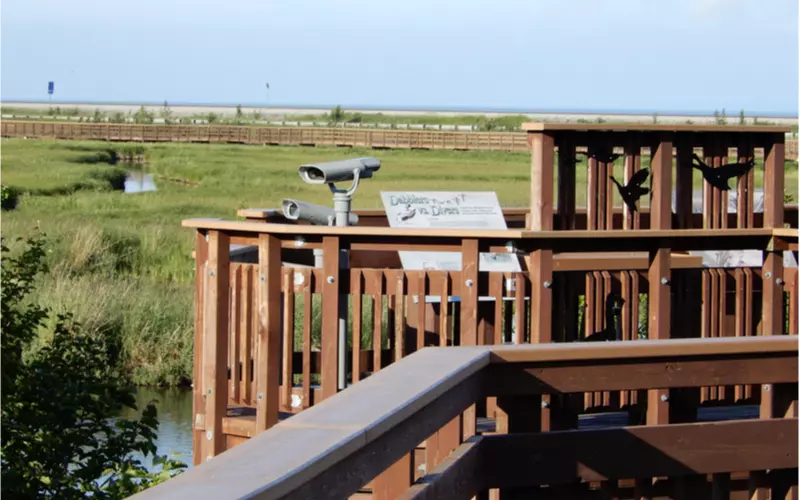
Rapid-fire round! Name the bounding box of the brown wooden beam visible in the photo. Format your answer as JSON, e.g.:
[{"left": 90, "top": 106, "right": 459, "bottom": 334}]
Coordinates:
[
  {"left": 481, "top": 419, "right": 798, "bottom": 489},
  {"left": 484, "top": 353, "right": 798, "bottom": 397},
  {"left": 398, "top": 436, "right": 485, "bottom": 500}
]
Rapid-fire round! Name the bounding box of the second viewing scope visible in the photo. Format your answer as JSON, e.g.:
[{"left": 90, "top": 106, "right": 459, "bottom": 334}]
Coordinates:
[{"left": 298, "top": 157, "right": 381, "bottom": 185}]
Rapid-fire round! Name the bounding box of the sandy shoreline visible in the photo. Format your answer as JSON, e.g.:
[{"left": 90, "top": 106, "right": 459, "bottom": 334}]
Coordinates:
[{"left": 3, "top": 101, "right": 797, "bottom": 126}]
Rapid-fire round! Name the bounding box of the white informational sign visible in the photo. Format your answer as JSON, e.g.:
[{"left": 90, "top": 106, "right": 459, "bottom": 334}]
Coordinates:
[{"left": 380, "top": 191, "right": 522, "bottom": 272}]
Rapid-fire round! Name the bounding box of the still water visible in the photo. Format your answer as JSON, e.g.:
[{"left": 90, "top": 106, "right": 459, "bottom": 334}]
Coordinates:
[
  {"left": 118, "top": 387, "right": 194, "bottom": 470},
  {"left": 123, "top": 171, "right": 157, "bottom": 194}
]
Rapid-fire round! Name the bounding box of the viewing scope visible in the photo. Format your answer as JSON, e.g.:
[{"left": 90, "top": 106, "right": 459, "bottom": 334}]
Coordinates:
[
  {"left": 298, "top": 157, "right": 381, "bottom": 185},
  {"left": 282, "top": 199, "right": 359, "bottom": 226}
]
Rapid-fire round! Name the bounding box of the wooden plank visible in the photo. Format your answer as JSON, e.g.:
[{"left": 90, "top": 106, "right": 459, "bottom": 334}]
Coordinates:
[
  {"left": 486, "top": 353, "right": 797, "bottom": 396},
  {"left": 394, "top": 273, "right": 405, "bottom": 362},
  {"left": 228, "top": 265, "right": 241, "bottom": 404},
  {"left": 417, "top": 272, "right": 427, "bottom": 350},
  {"left": 489, "top": 335, "right": 797, "bottom": 363},
  {"left": 651, "top": 137, "right": 673, "bottom": 230},
  {"left": 762, "top": 250, "right": 784, "bottom": 336},
  {"left": 321, "top": 236, "right": 340, "bottom": 401},
  {"left": 256, "top": 234, "right": 281, "bottom": 432},
  {"left": 301, "top": 271, "right": 312, "bottom": 409},
  {"left": 203, "top": 230, "right": 230, "bottom": 460},
  {"left": 192, "top": 231, "right": 208, "bottom": 466},
  {"left": 240, "top": 265, "right": 253, "bottom": 407},
  {"left": 373, "top": 453, "right": 413, "bottom": 500},
  {"left": 764, "top": 134, "right": 786, "bottom": 228},
  {"left": 352, "top": 270, "right": 362, "bottom": 383},
  {"left": 675, "top": 135, "right": 693, "bottom": 229},
  {"left": 647, "top": 247, "right": 671, "bottom": 425},
  {"left": 481, "top": 419, "right": 798, "bottom": 489},
  {"left": 281, "top": 268, "right": 294, "bottom": 411},
  {"left": 529, "top": 131, "right": 555, "bottom": 230},
  {"left": 398, "top": 436, "right": 484, "bottom": 500},
  {"left": 460, "top": 239, "right": 479, "bottom": 442}
]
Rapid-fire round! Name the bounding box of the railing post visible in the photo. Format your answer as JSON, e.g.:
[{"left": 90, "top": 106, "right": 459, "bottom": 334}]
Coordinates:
[
  {"left": 650, "top": 136, "right": 673, "bottom": 230},
  {"left": 764, "top": 133, "right": 785, "bottom": 229},
  {"left": 321, "top": 236, "right": 341, "bottom": 401},
  {"left": 203, "top": 230, "right": 230, "bottom": 461},
  {"left": 256, "top": 234, "right": 281, "bottom": 432},
  {"left": 461, "top": 239, "right": 479, "bottom": 440},
  {"left": 529, "top": 248, "right": 554, "bottom": 430},
  {"left": 528, "top": 131, "right": 555, "bottom": 231},
  {"left": 192, "top": 231, "right": 208, "bottom": 466}
]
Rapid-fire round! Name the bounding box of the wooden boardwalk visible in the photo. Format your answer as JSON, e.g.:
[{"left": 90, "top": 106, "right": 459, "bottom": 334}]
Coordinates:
[
  {"left": 2, "top": 119, "right": 798, "bottom": 156},
  {"left": 132, "top": 122, "right": 797, "bottom": 499}
]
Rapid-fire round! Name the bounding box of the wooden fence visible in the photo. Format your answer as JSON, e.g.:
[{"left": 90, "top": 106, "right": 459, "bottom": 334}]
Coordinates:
[
  {"left": 2, "top": 119, "right": 798, "bottom": 156},
  {"left": 0, "top": 120, "right": 530, "bottom": 151},
  {"left": 178, "top": 217, "right": 797, "bottom": 497}
]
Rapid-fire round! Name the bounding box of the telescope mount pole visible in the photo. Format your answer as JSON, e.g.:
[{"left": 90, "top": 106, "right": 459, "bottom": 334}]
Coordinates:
[{"left": 330, "top": 171, "right": 359, "bottom": 392}]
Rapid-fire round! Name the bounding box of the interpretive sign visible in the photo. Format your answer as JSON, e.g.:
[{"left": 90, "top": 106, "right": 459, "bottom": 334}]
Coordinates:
[{"left": 380, "top": 191, "right": 521, "bottom": 272}]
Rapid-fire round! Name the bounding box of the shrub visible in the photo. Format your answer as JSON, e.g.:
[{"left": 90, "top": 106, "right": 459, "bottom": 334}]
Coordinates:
[{"left": 0, "top": 234, "right": 186, "bottom": 499}]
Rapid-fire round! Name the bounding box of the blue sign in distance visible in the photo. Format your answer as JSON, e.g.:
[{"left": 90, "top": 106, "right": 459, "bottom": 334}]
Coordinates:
[{"left": 48, "top": 81, "right": 54, "bottom": 95}]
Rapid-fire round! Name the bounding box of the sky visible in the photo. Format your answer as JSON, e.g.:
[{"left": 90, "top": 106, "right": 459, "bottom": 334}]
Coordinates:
[{"left": 1, "top": 0, "right": 798, "bottom": 115}]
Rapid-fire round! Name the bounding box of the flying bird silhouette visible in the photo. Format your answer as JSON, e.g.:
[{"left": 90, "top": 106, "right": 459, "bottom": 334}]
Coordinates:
[
  {"left": 580, "top": 150, "right": 622, "bottom": 163},
  {"left": 691, "top": 154, "right": 755, "bottom": 191},
  {"left": 610, "top": 168, "right": 650, "bottom": 213}
]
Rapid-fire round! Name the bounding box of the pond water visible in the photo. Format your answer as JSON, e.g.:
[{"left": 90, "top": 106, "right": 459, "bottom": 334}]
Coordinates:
[
  {"left": 124, "top": 171, "right": 157, "bottom": 194},
  {"left": 117, "top": 387, "right": 194, "bottom": 470}
]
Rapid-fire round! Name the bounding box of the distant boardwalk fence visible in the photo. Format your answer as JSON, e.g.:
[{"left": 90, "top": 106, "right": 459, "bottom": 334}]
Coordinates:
[
  {"left": 3, "top": 120, "right": 797, "bottom": 157},
  {"left": 0, "top": 120, "right": 530, "bottom": 152}
]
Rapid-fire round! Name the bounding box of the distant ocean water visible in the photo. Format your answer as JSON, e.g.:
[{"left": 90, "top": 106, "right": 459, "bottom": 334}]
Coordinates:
[{"left": 2, "top": 99, "right": 797, "bottom": 118}]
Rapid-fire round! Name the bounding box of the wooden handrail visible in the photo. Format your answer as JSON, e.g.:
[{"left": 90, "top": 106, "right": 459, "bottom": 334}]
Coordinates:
[
  {"left": 131, "top": 336, "right": 797, "bottom": 500},
  {"left": 521, "top": 122, "right": 793, "bottom": 133}
]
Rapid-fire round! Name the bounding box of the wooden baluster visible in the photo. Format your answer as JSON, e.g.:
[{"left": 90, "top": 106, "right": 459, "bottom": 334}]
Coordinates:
[
  {"left": 320, "top": 236, "right": 340, "bottom": 401},
  {"left": 192, "top": 231, "right": 208, "bottom": 466},
  {"left": 352, "top": 270, "right": 362, "bottom": 384},
  {"left": 203, "top": 230, "right": 230, "bottom": 460},
  {"left": 301, "top": 270, "right": 312, "bottom": 409},
  {"left": 240, "top": 265, "right": 253, "bottom": 407},
  {"left": 529, "top": 131, "right": 555, "bottom": 231},
  {"left": 281, "top": 268, "right": 294, "bottom": 411},
  {"left": 229, "top": 265, "right": 241, "bottom": 404},
  {"left": 256, "top": 234, "right": 281, "bottom": 432},
  {"left": 461, "top": 239, "right": 479, "bottom": 441}
]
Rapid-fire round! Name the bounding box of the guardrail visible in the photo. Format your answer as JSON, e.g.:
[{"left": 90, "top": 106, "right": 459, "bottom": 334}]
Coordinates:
[
  {"left": 131, "top": 335, "right": 798, "bottom": 499},
  {"left": 2, "top": 120, "right": 798, "bottom": 157},
  {"left": 181, "top": 217, "right": 798, "bottom": 486},
  {"left": 0, "top": 120, "right": 531, "bottom": 151}
]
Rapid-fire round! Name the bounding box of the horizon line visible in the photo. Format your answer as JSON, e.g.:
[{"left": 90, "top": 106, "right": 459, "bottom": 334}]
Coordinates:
[{"left": 2, "top": 98, "right": 797, "bottom": 119}]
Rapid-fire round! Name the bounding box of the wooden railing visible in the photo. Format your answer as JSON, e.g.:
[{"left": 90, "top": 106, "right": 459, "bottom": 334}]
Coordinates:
[
  {"left": 134, "top": 121, "right": 798, "bottom": 498},
  {"left": 0, "top": 120, "right": 531, "bottom": 151},
  {"left": 2, "top": 120, "right": 798, "bottom": 157},
  {"left": 132, "top": 335, "right": 798, "bottom": 499},
  {"left": 182, "top": 218, "right": 798, "bottom": 480}
]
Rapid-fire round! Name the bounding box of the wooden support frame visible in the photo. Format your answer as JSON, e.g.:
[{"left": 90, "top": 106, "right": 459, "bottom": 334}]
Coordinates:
[
  {"left": 192, "top": 231, "right": 209, "bottom": 465},
  {"left": 529, "top": 131, "right": 555, "bottom": 231},
  {"left": 256, "top": 234, "right": 281, "bottom": 432},
  {"left": 203, "top": 230, "right": 230, "bottom": 461}
]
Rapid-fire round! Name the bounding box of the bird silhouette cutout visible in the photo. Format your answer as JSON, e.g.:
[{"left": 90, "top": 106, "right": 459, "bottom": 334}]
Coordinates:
[
  {"left": 580, "top": 150, "right": 622, "bottom": 163},
  {"left": 582, "top": 293, "right": 625, "bottom": 342},
  {"left": 691, "top": 154, "right": 755, "bottom": 191},
  {"left": 610, "top": 168, "right": 650, "bottom": 213}
]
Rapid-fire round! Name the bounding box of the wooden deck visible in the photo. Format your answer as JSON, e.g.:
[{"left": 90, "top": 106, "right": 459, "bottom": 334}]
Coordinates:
[{"left": 135, "top": 122, "right": 796, "bottom": 498}]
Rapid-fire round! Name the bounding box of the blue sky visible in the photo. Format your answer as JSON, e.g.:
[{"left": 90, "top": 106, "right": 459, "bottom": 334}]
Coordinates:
[{"left": 2, "top": 0, "right": 798, "bottom": 115}]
